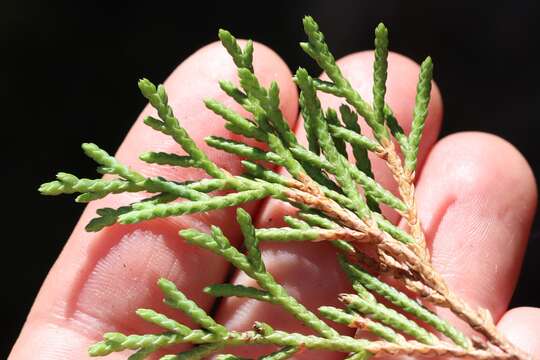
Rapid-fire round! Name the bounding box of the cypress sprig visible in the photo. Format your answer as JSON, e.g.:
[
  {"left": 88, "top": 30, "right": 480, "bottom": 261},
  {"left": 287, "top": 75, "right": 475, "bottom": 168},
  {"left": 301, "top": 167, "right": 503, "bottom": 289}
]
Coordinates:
[
  {"left": 301, "top": 16, "right": 388, "bottom": 142},
  {"left": 158, "top": 278, "right": 228, "bottom": 337},
  {"left": 218, "top": 29, "right": 254, "bottom": 72},
  {"left": 300, "top": 89, "right": 320, "bottom": 155},
  {"left": 328, "top": 124, "right": 382, "bottom": 153},
  {"left": 39, "top": 173, "right": 142, "bottom": 201},
  {"left": 311, "top": 78, "right": 342, "bottom": 96},
  {"left": 298, "top": 211, "right": 336, "bottom": 229},
  {"left": 202, "top": 125, "right": 406, "bottom": 213},
  {"left": 86, "top": 191, "right": 179, "bottom": 232},
  {"left": 82, "top": 143, "right": 145, "bottom": 183},
  {"left": 373, "top": 23, "right": 389, "bottom": 128},
  {"left": 241, "top": 160, "right": 290, "bottom": 186},
  {"left": 85, "top": 206, "right": 133, "bottom": 232},
  {"left": 255, "top": 227, "right": 369, "bottom": 243},
  {"left": 405, "top": 56, "right": 434, "bottom": 174},
  {"left": 180, "top": 212, "right": 339, "bottom": 339},
  {"left": 318, "top": 306, "right": 403, "bottom": 343},
  {"left": 288, "top": 146, "right": 407, "bottom": 212},
  {"left": 237, "top": 68, "right": 297, "bottom": 148},
  {"left": 138, "top": 78, "right": 226, "bottom": 179},
  {"left": 139, "top": 152, "right": 197, "bottom": 167},
  {"left": 296, "top": 67, "right": 370, "bottom": 220},
  {"left": 205, "top": 136, "right": 283, "bottom": 164},
  {"left": 182, "top": 178, "right": 231, "bottom": 193},
  {"left": 89, "top": 330, "right": 373, "bottom": 356},
  {"left": 40, "top": 15, "right": 523, "bottom": 360},
  {"left": 339, "top": 105, "right": 380, "bottom": 212},
  {"left": 218, "top": 81, "right": 251, "bottom": 107},
  {"left": 371, "top": 213, "right": 415, "bottom": 244},
  {"left": 237, "top": 209, "right": 265, "bottom": 272},
  {"left": 219, "top": 88, "right": 306, "bottom": 180},
  {"left": 90, "top": 328, "right": 505, "bottom": 359},
  {"left": 204, "top": 98, "right": 267, "bottom": 141},
  {"left": 135, "top": 308, "right": 191, "bottom": 335},
  {"left": 290, "top": 212, "right": 357, "bottom": 254},
  {"left": 340, "top": 294, "right": 439, "bottom": 345},
  {"left": 283, "top": 215, "right": 311, "bottom": 229},
  {"left": 340, "top": 257, "right": 472, "bottom": 349},
  {"left": 142, "top": 177, "right": 209, "bottom": 201},
  {"left": 204, "top": 284, "right": 274, "bottom": 303},
  {"left": 143, "top": 115, "right": 169, "bottom": 134},
  {"left": 118, "top": 188, "right": 271, "bottom": 224},
  {"left": 254, "top": 321, "right": 275, "bottom": 336}
]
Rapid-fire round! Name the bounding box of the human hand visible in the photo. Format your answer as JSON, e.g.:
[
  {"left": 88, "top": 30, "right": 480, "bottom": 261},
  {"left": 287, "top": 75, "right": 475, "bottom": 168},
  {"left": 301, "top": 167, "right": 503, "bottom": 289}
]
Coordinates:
[{"left": 10, "top": 40, "right": 539, "bottom": 359}]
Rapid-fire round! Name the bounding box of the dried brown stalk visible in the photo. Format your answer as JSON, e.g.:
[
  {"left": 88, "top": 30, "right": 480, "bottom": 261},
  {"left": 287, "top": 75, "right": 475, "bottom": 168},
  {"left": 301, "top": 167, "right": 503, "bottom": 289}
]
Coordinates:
[{"left": 280, "top": 150, "right": 527, "bottom": 359}]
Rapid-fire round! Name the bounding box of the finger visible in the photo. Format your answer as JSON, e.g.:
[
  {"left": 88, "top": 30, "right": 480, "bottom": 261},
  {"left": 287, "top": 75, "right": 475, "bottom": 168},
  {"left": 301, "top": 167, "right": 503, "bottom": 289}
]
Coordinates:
[
  {"left": 413, "top": 132, "right": 536, "bottom": 327},
  {"left": 416, "top": 133, "right": 537, "bottom": 319},
  {"left": 10, "top": 41, "right": 298, "bottom": 358},
  {"left": 498, "top": 307, "right": 540, "bottom": 358},
  {"left": 213, "top": 51, "right": 444, "bottom": 359}
]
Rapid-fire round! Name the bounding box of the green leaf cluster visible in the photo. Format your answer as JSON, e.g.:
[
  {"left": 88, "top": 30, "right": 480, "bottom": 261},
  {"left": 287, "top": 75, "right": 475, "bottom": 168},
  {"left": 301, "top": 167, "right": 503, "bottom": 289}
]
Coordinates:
[{"left": 40, "top": 16, "right": 501, "bottom": 360}]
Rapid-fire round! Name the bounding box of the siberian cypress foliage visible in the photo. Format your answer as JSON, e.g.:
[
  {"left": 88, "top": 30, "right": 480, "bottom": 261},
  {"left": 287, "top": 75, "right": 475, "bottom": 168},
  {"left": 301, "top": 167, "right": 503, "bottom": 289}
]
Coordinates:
[{"left": 40, "top": 17, "right": 526, "bottom": 360}]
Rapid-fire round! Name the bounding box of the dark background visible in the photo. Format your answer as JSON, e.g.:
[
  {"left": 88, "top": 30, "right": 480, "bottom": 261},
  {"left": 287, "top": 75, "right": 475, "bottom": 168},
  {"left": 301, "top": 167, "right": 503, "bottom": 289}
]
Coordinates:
[{"left": 2, "top": 0, "right": 539, "bottom": 356}]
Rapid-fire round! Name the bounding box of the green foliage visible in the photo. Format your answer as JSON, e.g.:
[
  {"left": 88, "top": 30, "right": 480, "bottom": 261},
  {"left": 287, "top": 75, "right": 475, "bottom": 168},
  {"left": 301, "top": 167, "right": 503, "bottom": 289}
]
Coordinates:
[
  {"left": 340, "top": 293, "right": 438, "bottom": 345},
  {"left": 159, "top": 278, "right": 228, "bottom": 337},
  {"left": 204, "top": 284, "right": 274, "bottom": 303},
  {"left": 218, "top": 29, "right": 254, "bottom": 72},
  {"left": 406, "top": 56, "right": 434, "bottom": 174},
  {"left": 372, "top": 23, "right": 389, "bottom": 129},
  {"left": 340, "top": 256, "right": 472, "bottom": 349},
  {"left": 41, "top": 15, "right": 512, "bottom": 360},
  {"left": 318, "top": 306, "right": 402, "bottom": 343},
  {"left": 301, "top": 16, "right": 388, "bottom": 142}
]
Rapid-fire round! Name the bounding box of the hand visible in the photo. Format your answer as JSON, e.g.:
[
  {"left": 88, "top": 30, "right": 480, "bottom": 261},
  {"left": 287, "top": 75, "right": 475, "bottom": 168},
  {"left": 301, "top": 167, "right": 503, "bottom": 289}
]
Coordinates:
[{"left": 10, "top": 41, "right": 539, "bottom": 359}]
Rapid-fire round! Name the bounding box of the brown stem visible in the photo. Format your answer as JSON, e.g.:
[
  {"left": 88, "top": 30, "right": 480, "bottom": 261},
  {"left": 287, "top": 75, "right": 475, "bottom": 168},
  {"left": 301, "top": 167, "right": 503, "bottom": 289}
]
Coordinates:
[
  {"left": 376, "top": 138, "right": 527, "bottom": 358},
  {"left": 282, "top": 164, "right": 526, "bottom": 359},
  {"left": 443, "top": 291, "right": 529, "bottom": 359},
  {"left": 283, "top": 186, "right": 381, "bottom": 239},
  {"left": 380, "top": 238, "right": 526, "bottom": 359},
  {"left": 311, "top": 228, "right": 371, "bottom": 243},
  {"left": 379, "top": 138, "right": 429, "bottom": 261},
  {"left": 365, "top": 340, "right": 524, "bottom": 359}
]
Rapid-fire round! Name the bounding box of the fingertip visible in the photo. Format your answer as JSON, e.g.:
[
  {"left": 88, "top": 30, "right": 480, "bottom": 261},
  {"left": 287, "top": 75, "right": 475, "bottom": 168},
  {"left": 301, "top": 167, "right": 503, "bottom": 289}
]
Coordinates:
[
  {"left": 423, "top": 132, "right": 537, "bottom": 212},
  {"left": 416, "top": 132, "right": 537, "bottom": 320},
  {"left": 498, "top": 307, "right": 540, "bottom": 359}
]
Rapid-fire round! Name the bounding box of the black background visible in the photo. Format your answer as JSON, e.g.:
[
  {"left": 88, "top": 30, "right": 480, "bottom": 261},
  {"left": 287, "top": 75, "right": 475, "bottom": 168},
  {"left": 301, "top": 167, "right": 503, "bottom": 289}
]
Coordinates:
[{"left": 2, "top": 1, "right": 539, "bottom": 356}]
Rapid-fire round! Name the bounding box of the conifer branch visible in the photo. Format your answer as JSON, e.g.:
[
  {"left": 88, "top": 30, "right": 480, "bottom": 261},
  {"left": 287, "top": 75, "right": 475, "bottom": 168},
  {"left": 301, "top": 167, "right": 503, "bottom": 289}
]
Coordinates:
[
  {"left": 406, "top": 56, "right": 433, "bottom": 175},
  {"left": 139, "top": 151, "right": 197, "bottom": 167},
  {"left": 39, "top": 16, "right": 528, "bottom": 360},
  {"left": 89, "top": 327, "right": 518, "bottom": 359},
  {"left": 180, "top": 211, "right": 339, "bottom": 339}
]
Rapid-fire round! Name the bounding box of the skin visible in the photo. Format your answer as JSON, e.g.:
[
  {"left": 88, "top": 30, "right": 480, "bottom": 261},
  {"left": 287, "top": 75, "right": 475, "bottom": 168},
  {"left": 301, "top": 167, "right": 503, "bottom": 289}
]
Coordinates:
[{"left": 9, "top": 40, "right": 539, "bottom": 359}]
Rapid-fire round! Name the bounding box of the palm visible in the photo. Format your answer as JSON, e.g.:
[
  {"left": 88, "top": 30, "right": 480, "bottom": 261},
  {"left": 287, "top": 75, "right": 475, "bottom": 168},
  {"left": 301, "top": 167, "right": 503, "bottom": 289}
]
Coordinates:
[{"left": 10, "top": 41, "right": 539, "bottom": 359}]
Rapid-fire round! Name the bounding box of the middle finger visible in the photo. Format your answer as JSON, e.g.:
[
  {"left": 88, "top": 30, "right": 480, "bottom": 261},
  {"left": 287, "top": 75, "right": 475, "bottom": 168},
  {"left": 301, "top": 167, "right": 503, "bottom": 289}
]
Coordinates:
[{"left": 213, "top": 50, "right": 443, "bottom": 359}]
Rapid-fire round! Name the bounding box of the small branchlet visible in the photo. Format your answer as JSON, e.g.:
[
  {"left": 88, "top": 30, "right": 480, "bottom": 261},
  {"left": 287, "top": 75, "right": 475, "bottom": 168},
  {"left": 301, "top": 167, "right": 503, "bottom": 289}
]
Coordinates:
[{"left": 40, "top": 16, "right": 527, "bottom": 360}]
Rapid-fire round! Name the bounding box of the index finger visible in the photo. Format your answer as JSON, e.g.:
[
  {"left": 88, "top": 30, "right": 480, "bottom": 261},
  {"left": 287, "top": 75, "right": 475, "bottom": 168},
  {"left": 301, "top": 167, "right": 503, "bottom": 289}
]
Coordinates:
[{"left": 10, "top": 40, "right": 298, "bottom": 358}]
